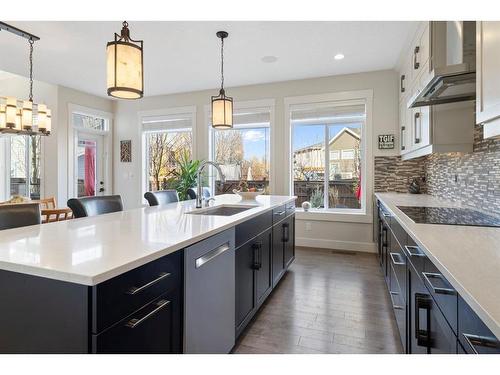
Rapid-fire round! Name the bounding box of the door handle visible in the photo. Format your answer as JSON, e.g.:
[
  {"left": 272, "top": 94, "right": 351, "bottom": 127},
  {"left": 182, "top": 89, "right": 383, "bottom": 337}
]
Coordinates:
[
  {"left": 195, "top": 243, "right": 230, "bottom": 269},
  {"left": 415, "top": 293, "right": 431, "bottom": 349},
  {"left": 282, "top": 223, "right": 289, "bottom": 242},
  {"left": 400, "top": 74, "right": 405, "bottom": 93},
  {"left": 99, "top": 187, "right": 105, "bottom": 192},
  {"left": 390, "top": 252, "right": 405, "bottom": 266},
  {"left": 414, "top": 112, "right": 421, "bottom": 144},
  {"left": 422, "top": 272, "right": 456, "bottom": 295},
  {"left": 252, "top": 242, "right": 262, "bottom": 270},
  {"left": 126, "top": 272, "right": 171, "bottom": 295},
  {"left": 413, "top": 46, "right": 420, "bottom": 69},
  {"left": 462, "top": 333, "right": 500, "bottom": 353},
  {"left": 401, "top": 126, "right": 405, "bottom": 151},
  {"left": 125, "top": 299, "right": 170, "bottom": 329}
]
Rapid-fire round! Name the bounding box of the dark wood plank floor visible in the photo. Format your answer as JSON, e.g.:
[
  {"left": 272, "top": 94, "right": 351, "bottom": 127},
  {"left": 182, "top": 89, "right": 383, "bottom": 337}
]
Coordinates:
[{"left": 233, "top": 247, "right": 404, "bottom": 354}]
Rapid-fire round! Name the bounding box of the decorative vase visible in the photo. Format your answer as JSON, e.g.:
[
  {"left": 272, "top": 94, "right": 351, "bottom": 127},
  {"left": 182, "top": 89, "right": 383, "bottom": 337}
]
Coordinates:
[{"left": 302, "top": 201, "right": 311, "bottom": 211}]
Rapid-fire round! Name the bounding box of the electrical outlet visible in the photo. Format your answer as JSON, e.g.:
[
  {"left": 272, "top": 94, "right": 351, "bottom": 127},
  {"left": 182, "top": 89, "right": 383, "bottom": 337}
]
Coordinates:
[{"left": 305, "top": 222, "right": 312, "bottom": 231}]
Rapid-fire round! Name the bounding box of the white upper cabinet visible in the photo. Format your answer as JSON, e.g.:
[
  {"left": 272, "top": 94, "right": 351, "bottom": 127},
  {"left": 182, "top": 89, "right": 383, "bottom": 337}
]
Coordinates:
[
  {"left": 397, "top": 22, "right": 475, "bottom": 160},
  {"left": 476, "top": 21, "right": 500, "bottom": 138}
]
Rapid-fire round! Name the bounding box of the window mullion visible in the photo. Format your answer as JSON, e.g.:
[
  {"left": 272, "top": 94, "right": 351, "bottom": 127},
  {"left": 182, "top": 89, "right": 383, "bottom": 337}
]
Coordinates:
[{"left": 324, "top": 125, "right": 329, "bottom": 209}]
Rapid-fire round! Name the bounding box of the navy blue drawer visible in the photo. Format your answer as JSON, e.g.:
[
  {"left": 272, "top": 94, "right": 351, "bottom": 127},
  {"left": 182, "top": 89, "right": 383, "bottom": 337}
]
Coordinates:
[
  {"left": 272, "top": 205, "right": 287, "bottom": 224},
  {"left": 235, "top": 210, "right": 272, "bottom": 248},
  {"left": 458, "top": 296, "right": 500, "bottom": 354},
  {"left": 285, "top": 201, "right": 296, "bottom": 217},
  {"left": 92, "top": 251, "right": 182, "bottom": 334}
]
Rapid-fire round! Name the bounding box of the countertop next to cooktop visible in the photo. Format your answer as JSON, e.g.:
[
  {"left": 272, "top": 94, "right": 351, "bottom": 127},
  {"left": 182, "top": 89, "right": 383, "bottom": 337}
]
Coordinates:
[{"left": 375, "top": 192, "right": 500, "bottom": 339}]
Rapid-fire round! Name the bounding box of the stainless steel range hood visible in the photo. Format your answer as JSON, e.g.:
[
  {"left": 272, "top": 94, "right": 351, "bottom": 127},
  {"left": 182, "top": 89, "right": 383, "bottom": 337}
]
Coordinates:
[{"left": 408, "top": 21, "right": 476, "bottom": 108}]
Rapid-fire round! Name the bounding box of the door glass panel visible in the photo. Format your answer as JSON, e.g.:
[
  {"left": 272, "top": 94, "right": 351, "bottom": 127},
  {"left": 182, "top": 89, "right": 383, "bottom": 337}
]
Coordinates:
[
  {"left": 10, "top": 136, "right": 27, "bottom": 198},
  {"left": 77, "top": 139, "right": 97, "bottom": 197}
]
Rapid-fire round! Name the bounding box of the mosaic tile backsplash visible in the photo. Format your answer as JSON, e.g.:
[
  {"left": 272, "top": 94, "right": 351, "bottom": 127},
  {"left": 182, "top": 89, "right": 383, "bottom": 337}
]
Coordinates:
[{"left": 374, "top": 125, "right": 500, "bottom": 215}]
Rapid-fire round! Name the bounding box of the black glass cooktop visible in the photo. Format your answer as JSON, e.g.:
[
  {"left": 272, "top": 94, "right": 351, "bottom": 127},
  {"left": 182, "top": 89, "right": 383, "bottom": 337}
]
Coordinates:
[{"left": 396, "top": 206, "right": 500, "bottom": 228}]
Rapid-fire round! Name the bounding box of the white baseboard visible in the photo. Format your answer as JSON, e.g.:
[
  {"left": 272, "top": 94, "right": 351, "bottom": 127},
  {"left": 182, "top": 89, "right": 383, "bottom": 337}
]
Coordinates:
[{"left": 296, "top": 237, "right": 377, "bottom": 253}]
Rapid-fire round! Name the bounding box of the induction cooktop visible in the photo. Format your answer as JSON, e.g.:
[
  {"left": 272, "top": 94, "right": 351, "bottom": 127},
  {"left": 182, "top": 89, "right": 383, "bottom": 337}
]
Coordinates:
[{"left": 396, "top": 206, "right": 500, "bottom": 228}]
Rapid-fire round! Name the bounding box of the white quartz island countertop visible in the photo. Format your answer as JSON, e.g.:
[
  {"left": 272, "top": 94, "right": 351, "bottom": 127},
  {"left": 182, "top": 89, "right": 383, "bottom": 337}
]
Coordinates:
[
  {"left": 0, "top": 194, "right": 295, "bottom": 286},
  {"left": 375, "top": 192, "right": 500, "bottom": 338}
]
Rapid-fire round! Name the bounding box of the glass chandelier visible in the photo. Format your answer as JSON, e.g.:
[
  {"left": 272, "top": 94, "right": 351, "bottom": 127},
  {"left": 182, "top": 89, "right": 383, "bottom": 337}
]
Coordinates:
[
  {"left": 106, "top": 21, "right": 144, "bottom": 99},
  {"left": 211, "top": 31, "right": 233, "bottom": 129},
  {"left": 0, "top": 22, "right": 51, "bottom": 136}
]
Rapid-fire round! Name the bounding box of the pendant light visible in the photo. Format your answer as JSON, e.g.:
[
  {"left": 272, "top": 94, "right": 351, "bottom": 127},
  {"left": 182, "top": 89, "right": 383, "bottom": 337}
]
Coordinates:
[
  {"left": 211, "top": 31, "right": 233, "bottom": 129},
  {"left": 106, "top": 21, "right": 144, "bottom": 99},
  {"left": 0, "top": 22, "right": 50, "bottom": 136}
]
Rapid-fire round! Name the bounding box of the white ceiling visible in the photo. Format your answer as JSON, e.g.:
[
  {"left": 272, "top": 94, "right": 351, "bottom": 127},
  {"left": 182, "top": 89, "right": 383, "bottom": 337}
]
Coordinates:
[{"left": 0, "top": 21, "right": 418, "bottom": 98}]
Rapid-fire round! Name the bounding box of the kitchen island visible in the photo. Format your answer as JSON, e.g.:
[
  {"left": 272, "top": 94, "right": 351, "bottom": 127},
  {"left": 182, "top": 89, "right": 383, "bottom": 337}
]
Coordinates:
[{"left": 0, "top": 194, "right": 296, "bottom": 353}]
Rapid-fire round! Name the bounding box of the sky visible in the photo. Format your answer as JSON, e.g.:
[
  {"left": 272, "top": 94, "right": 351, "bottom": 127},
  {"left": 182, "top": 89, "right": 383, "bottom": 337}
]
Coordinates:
[{"left": 239, "top": 122, "right": 362, "bottom": 160}]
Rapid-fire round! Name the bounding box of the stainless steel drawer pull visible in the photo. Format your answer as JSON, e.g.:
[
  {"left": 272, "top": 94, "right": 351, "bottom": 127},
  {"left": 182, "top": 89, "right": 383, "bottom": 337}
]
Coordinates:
[
  {"left": 382, "top": 212, "right": 391, "bottom": 218},
  {"left": 463, "top": 333, "right": 500, "bottom": 353},
  {"left": 125, "top": 299, "right": 170, "bottom": 329},
  {"left": 390, "top": 252, "right": 406, "bottom": 266},
  {"left": 127, "top": 272, "right": 171, "bottom": 295},
  {"left": 274, "top": 210, "right": 285, "bottom": 216},
  {"left": 195, "top": 242, "right": 230, "bottom": 269},
  {"left": 405, "top": 245, "right": 425, "bottom": 258},
  {"left": 389, "top": 291, "right": 404, "bottom": 310},
  {"left": 422, "top": 272, "right": 456, "bottom": 295}
]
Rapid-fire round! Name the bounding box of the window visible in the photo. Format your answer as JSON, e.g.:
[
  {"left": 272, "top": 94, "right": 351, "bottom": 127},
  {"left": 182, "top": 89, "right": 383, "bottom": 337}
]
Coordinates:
[
  {"left": 291, "top": 102, "right": 365, "bottom": 210},
  {"left": 72, "top": 112, "right": 107, "bottom": 131},
  {"left": 7, "top": 135, "right": 42, "bottom": 200},
  {"left": 210, "top": 107, "right": 271, "bottom": 195},
  {"left": 142, "top": 111, "right": 194, "bottom": 192}
]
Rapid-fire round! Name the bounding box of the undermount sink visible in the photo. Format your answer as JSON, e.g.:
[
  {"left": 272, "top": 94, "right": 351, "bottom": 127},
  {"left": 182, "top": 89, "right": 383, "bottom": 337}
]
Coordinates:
[{"left": 187, "top": 205, "right": 257, "bottom": 216}]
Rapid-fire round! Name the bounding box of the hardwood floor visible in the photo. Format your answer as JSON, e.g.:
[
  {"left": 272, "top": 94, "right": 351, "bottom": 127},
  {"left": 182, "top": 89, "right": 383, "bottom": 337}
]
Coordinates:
[{"left": 233, "top": 247, "right": 404, "bottom": 354}]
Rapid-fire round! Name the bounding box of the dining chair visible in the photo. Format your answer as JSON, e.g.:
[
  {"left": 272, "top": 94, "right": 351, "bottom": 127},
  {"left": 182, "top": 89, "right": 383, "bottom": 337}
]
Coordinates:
[
  {"left": 186, "top": 187, "right": 211, "bottom": 200},
  {"left": 0, "top": 203, "right": 41, "bottom": 231},
  {"left": 35, "top": 197, "right": 73, "bottom": 223},
  {"left": 67, "top": 195, "right": 123, "bottom": 218},
  {"left": 144, "top": 190, "right": 179, "bottom": 206}
]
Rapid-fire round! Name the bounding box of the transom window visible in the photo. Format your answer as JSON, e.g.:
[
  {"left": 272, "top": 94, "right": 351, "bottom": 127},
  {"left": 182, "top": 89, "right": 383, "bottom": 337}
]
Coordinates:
[{"left": 291, "top": 101, "right": 366, "bottom": 211}]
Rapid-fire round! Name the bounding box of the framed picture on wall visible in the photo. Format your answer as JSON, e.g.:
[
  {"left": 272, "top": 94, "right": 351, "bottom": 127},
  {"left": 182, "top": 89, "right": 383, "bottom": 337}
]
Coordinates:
[{"left": 120, "top": 140, "right": 132, "bottom": 162}]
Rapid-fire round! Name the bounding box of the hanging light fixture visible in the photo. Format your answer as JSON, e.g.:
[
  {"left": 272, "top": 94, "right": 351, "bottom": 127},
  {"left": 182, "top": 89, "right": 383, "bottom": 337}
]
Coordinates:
[
  {"left": 0, "top": 22, "right": 50, "bottom": 136},
  {"left": 211, "top": 31, "right": 233, "bottom": 129},
  {"left": 106, "top": 21, "right": 144, "bottom": 99}
]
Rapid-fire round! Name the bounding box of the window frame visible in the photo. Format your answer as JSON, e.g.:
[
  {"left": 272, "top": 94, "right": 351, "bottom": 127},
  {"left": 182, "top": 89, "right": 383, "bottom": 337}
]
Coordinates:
[
  {"left": 139, "top": 106, "right": 196, "bottom": 205},
  {"left": 285, "top": 90, "right": 373, "bottom": 222},
  {"left": 205, "top": 99, "right": 275, "bottom": 195}
]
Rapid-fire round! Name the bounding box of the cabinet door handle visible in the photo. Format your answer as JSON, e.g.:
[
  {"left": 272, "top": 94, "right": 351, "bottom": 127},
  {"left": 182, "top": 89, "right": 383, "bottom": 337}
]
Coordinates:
[
  {"left": 413, "top": 46, "right": 420, "bottom": 69},
  {"left": 422, "top": 272, "right": 456, "bottom": 295},
  {"left": 125, "top": 299, "right": 170, "bottom": 329},
  {"left": 195, "top": 243, "right": 230, "bottom": 269},
  {"left": 401, "top": 126, "right": 406, "bottom": 151},
  {"left": 389, "top": 291, "right": 404, "bottom": 310},
  {"left": 282, "top": 223, "right": 290, "bottom": 242},
  {"left": 390, "top": 252, "right": 405, "bottom": 266},
  {"left": 414, "top": 112, "right": 421, "bottom": 144},
  {"left": 382, "top": 227, "right": 388, "bottom": 248},
  {"left": 126, "top": 272, "right": 171, "bottom": 295},
  {"left": 405, "top": 245, "right": 425, "bottom": 258},
  {"left": 274, "top": 210, "right": 285, "bottom": 216},
  {"left": 252, "top": 242, "right": 262, "bottom": 270},
  {"left": 400, "top": 74, "right": 406, "bottom": 93},
  {"left": 415, "top": 293, "right": 431, "bottom": 348},
  {"left": 463, "top": 333, "right": 500, "bottom": 353}
]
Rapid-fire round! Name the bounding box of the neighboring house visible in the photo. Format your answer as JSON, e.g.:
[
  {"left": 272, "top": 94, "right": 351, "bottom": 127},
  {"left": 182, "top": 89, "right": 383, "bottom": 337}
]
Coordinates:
[{"left": 294, "top": 127, "right": 360, "bottom": 180}]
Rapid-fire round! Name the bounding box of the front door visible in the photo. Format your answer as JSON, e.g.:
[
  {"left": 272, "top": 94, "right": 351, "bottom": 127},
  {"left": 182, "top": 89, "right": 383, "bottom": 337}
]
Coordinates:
[{"left": 75, "top": 132, "right": 105, "bottom": 197}]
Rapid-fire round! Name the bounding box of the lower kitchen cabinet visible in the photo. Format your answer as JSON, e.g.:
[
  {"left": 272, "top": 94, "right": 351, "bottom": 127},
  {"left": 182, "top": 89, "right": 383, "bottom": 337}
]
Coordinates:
[
  {"left": 92, "top": 292, "right": 177, "bottom": 354},
  {"left": 377, "top": 198, "right": 499, "bottom": 355},
  {"left": 236, "top": 211, "right": 295, "bottom": 338}
]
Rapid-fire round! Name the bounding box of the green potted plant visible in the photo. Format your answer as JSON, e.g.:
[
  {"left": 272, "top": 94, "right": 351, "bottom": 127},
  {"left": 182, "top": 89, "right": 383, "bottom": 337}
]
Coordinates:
[{"left": 172, "top": 151, "right": 201, "bottom": 201}]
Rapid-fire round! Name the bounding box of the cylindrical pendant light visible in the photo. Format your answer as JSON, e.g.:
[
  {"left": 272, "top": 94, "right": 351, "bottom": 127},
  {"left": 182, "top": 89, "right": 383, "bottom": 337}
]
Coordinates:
[
  {"left": 37, "top": 104, "right": 47, "bottom": 132},
  {"left": 5, "top": 97, "right": 17, "bottom": 128},
  {"left": 22, "top": 100, "right": 33, "bottom": 130},
  {"left": 0, "top": 103, "right": 6, "bottom": 130},
  {"left": 106, "top": 21, "right": 144, "bottom": 99},
  {"left": 211, "top": 31, "right": 233, "bottom": 129}
]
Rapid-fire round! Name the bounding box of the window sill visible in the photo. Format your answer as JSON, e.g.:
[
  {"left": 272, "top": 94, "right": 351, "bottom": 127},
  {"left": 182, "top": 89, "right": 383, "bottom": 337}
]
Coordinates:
[{"left": 295, "top": 208, "right": 372, "bottom": 224}]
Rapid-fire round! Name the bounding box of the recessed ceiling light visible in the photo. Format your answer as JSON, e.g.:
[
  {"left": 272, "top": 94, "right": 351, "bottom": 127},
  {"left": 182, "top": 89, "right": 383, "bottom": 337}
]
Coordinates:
[
  {"left": 334, "top": 53, "right": 345, "bottom": 60},
  {"left": 261, "top": 55, "right": 278, "bottom": 63}
]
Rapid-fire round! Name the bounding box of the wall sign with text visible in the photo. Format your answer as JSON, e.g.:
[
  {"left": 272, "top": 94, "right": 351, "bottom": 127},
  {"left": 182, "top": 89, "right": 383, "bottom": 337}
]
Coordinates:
[{"left": 378, "top": 134, "right": 395, "bottom": 149}]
